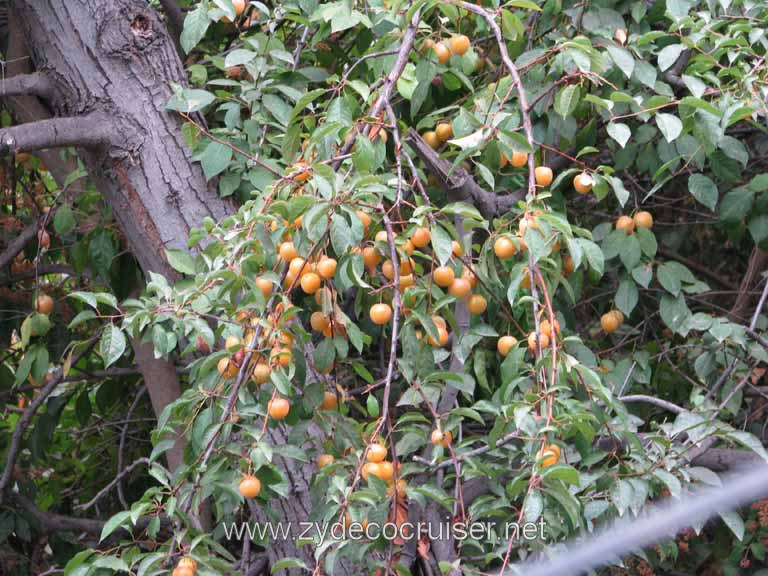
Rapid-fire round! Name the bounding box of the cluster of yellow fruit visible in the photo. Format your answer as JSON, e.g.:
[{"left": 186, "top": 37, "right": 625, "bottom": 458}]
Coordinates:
[
  {"left": 172, "top": 557, "right": 198, "bottom": 576},
  {"left": 536, "top": 443, "right": 561, "bottom": 468},
  {"left": 360, "top": 441, "right": 405, "bottom": 497},
  {"left": 430, "top": 428, "right": 453, "bottom": 448},
  {"left": 423, "top": 122, "right": 453, "bottom": 150},
  {"left": 616, "top": 211, "right": 653, "bottom": 235},
  {"left": 600, "top": 309, "right": 625, "bottom": 333},
  {"left": 423, "top": 33, "right": 471, "bottom": 65}
]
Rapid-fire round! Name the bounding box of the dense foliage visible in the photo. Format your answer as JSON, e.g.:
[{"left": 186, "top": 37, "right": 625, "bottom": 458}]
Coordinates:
[{"left": 3, "top": 0, "right": 768, "bottom": 574}]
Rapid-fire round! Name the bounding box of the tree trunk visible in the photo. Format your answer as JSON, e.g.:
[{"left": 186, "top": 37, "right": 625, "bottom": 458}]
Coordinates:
[{"left": 9, "top": 2, "right": 350, "bottom": 572}]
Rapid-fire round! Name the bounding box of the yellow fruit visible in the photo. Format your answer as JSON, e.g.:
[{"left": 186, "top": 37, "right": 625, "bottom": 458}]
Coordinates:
[
  {"left": 616, "top": 215, "right": 635, "bottom": 235},
  {"left": 356, "top": 210, "right": 372, "bottom": 233},
  {"left": 451, "top": 240, "right": 463, "bottom": 257},
  {"left": 233, "top": 0, "right": 247, "bottom": 16},
  {"left": 431, "top": 429, "right": 444, "bottom": 445},
  {"left": 300, "top": 272, "right": 321, "bottom": 294},
  {"left": 270, "top": 347, "right": 292, "bottom": 368},
  {"left": 362, "top": 462, "right": 381, "bottom": 482},
  {"left": 634, "top": 211, "right": 653, "bottom": 229},
  {"left": 310, "top": 311, "right": 330, "bottom": 332},
  {"left": 268, "top": 397, "right": 290, "bottom": 420},
  {"left": 539, "top": 318, "right": 560, "bottom": 338},
  {"left": 255, "top": 277, "right": 273, "bottom": 298},
  {"left": 493, "top": 236, "right": 517, "bottom": 259},
  {"left": 375, "top": 230, "right": 390, "bottom": 243},
  {"left": 370, "top": 303, "right": 393, "bottom": 325},
  {"left": 367, "top": 442, "right": 387, "bottom": 463},
  {"left": 448, "top": 278, "right": 472, "bottom": 298},
  {"left": 424, "top": 130, "right": 440, "bottom": 149},
  {"left": 279, "top": 242, "right": 298, "bottom": 261},
  {"left": 36, "top": 294, "right": 54, "bottom": 315},
  {"left": 291, "top": 161, "right": 312, "bottom": 182},
  {"left": 449, "top": 34, "right": 470, "bottom": 55},
  {"left": 377, "top": 461, "right": 394, "bottom": 482},
  {"left": 461, "top": 267, "right": 477, "bottom": 288},
  {"left": 435, "top": 122, "right": 453, "bottom": 142},
  {"left": 411, "top": 227, "right": 431, "bottom": 248},
  {"left": 510, "top": 150, "right": 528, "bottom": 167},
  {"left": 362, "top": 246, "right": 381, "bottom": 269},
  {"left": 467, "top": 294, "right": 487, "bottom": 315},
  {"left": 428, "top": 326, "right": 449, "bottom": 347},
  {"left": 401, "top": 239, "right": 415, "bottom": 255},
  {"left": 321, "top": 391, "right": 338, "bottom": 410},
  {"left": 239, "top": 475, "right": 261, "bottom": 498},
  {"left": 573, "top": 172, "right": 593, "bottom": 194},
  {"left": 382, "top": 259, "right": 395, "bottom": 280},
  {"left": 289, "top": 257, "right": 308, "bottom": 277},
  {"left": 317, "top": 454, "right": 334, "bottom": 469},
  {"left": 500, "top": 152, "right": 509, "bottom": 168},
  {"left": 562, "top": 255, "right": 575, "bottom": 276},
  {"left": 497, "top": 335, "right": 518, "bottom": 356},
  {"left": 433, "top": 42, "right": 452, "bottom": 64},
  {"left": 527, "top": 331, "right": 550, "bottom": 353},
  {"left": 174, "top": 567, "right": 195, "bottom": 576},
  {"left": 217, "top": 357, "right": 239, "bottom": 379},
  {"left": 440, "top": 431, "right": 453, "bottom": 448},
  {"left": 601, "top": 310, "right": 622, "bottom": 333},
  {"left": 536, "top": 448, "right": 558, "bottom": 468},
  {"left": 225, "top": 335, "right": 241, "bottom": 351},
  {"left": 177, "top": 557, "right": 197, "bottom": 572},
  {"left": 535, "top": 166, "right": 553, "bottom": 187},
  {"left": 317, "top": 257, "right": 337, "bottom": 279},
  {"left": 251, "top": 362, "right": 271, "bottom": 384},
  {"left": 422, "top": 38, "right": 435, "bottom": 52},
  {"left": 433, "top": 266, "right": 455, "bottom": 287}
]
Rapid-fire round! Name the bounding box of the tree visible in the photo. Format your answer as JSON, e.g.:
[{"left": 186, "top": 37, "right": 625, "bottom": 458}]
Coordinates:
[{"left": 1, "top": 0, "right": 767, "bottom": 574}]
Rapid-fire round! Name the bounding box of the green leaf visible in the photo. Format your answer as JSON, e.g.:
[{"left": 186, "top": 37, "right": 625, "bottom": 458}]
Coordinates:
[
  {"left": 688, "top": 174, "right": 718, "bottom": 211},
  {"left": 660, "top": 294, "right": 691, "bottom": 335},
  {"left": 396, "top": 62, "right": 418, "bottom": 100},
  {"left": 658, "top": 44, "right": 684, "bottom": 72},
  {"left": 719, "top": 187, "right": 754, "bottom": 224},
  {"left": 165, "top": 249, "right": 196, "bottom": 275},
  {"left": 653, "top": 469, "right": 681, "bottom": 498},
  {"left": 504, "top": 0, "right": 542, "bottom": 10},
  {"left": 99, "top": 510, "right": 131, "bottom": 542},
  {"left": 180, "top": 5, "right": 210, "bottom": 54},
  {"left": 607, "top": 122, "right": 631, "bottom": 148},
  {"left": 200, "top": 141, "right": 233, "bottom": 180},
  {"left": 523, "top": 489, "right": 544, "bottom": 522},
  {"left": 615, "top": 277, "right": 639, "bottom": 316},
  {"left": 431, "top": 225, "right": 453, "bottom": 267},
  {"left": 555, "top": 84, "right": 580, "bottom": 118},
  {"left": 606, "top": 45, "right": 634, "bottom": 79},
  {"left": 53, "top": 204, "right": 75, "bottom": 235},
  {"left": 657, "top": 262, "right": 682, "bottom": 296},
  {"left": 99, "top": 325, "right": 127, "bottom": 369},
  {"left": 271, "top": 558, "right": 309, "bottom": 573},
  {"left": 656, "top": 113, "right": 682, "bottom": 143},
  {"left": 330, "top": 213, "right": 353, "bottom": 255},
  {"left": 224, "top": 49, "right": 258, "bottom": 68},
  {"left": 720, "top": 510, "right": 745, "bottom": 541},
  {"left": 353, "top": 136, "right": 375, "bottom": 173}
]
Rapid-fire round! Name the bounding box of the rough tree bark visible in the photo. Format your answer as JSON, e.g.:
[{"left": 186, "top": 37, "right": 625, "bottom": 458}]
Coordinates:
[{"left": 6, "top": 1, "right": 351, "bottom": 572}]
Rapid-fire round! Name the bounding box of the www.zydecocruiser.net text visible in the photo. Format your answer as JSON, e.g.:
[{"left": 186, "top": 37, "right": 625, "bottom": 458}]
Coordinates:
[{"left": 222, "top": 518, "right": 546, "bottom": 544}]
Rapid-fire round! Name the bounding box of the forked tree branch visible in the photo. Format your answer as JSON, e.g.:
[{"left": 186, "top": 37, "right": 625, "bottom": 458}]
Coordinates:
[
  {"left": 0, "top": 114, "right": 112, "bottom": 153},
  {"left": 0, "top": 72, "right": 54, "bottom": 98}
]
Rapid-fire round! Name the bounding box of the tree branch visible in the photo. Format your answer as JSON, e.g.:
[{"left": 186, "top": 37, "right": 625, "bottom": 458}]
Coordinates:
[
  {"left": 0, "top": 218, "right": 39, "bottom": 271},
  {"left": 0, "top": 72, "right": 54, "bottom": 98},
  {"left": 0, "top": 114, "right": 112, "bottom": 153},
  {"left": 619, "top": 394, "right": 686, "bottom": 414},
  {"left": 158, "top": 0, "right": 185, "bottom": 42},
  {"left": 75, "top": 457, "right": 153, "bottom": 512}
]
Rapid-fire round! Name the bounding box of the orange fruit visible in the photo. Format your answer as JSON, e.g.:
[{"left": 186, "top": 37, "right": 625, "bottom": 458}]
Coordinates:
[
  {"left": 493, "top": 236, "right": 517, "bottom": 259},
  {"left": 601, "top": 310, "right": 622, "bottom": 333},
  {"left": 536, "top": 447, "right": 558, "bottom": 468},
  {"left": 448, "top": 278, "right": 472, "bottom": 298},
  {"left": 467, "top": 294, "right": 487, "bottom": 315},
  {"left": 268, "top": 397, "right": 290, "bottom": 420},
  {"left": 370, "top": 303, "right": 393, "bottom": 325},
  {"left": 573, "top": 172, "right": 593, "bottom": 194},
  {"left": 449, "top": 34, "right": 470, "bottom": 55},
  {"left": 362, "top": 462, "right": 381, "bottom": 482},
  {"left": 177, "top": 557, "right": 197, "bottom": 572},
  {"left": 634, "top": 211, "right": 653, "bottom": 229},
  {"left": 217, "top": 357, "right": 239, "bottom": 379},
  {"left": 435, "top": 122, "right": 453, "bottom": 142},
  {"left": 534, "top": 166, "right": 553, "bottom": 187},
  {"left": 356, "top": 210, "right": 372, "bottom": 233},
  {"left": 440, "top": 431, "right": 453, "bottom": 448},
  {"left": 424, "top": 130, "right": 440, "bottom": 149},
  {"left": 422, "top": 38, "right": 435, "bottom": 52},
  {"left": 255, "top": 276, "right": 273, "bottom": 298},
  {"left": 317, "top": 257, "right": 337, "bottom": 279},
  {"left": 527, "top": 331, "right": 550, "bottom": 353},
  {"left": 401, "top": 239, "right": 415, "bottom": 255},
  {"left": 562, "top": 255, "right": 575, "bottom": 276},
  {"left": 430, "top": 429, "right": 444, "bottom": 445},
  {"left": 174, "top": 567, "right": 195, "bottom": 576},
  {"left": 433, "top": 266, "right": 455, "bottom": 287},
  {"left": 451, "top": 240, "right": 463, "bottom": 257},
  {"left": 310, "top": 311, "right": 330, "bottom": 332},
  {"left": 288, "top": 257, "right": 308, "bottom": 277},
  {"left": 270, "top": 347, "right": 292, "bottom": 368},
  {"left": 616, "top": 215, "right": 635, "bottom": 235},
  {"left": 321, "top": 391, "right": 338, "bottom": 410},
  {"left": 510, "top": 150, "right": 528, "bottom": 167},
  {"left": 251, "top": 362, "right": 271, "bottom": 384},
  {"left": 300, "top": 272, "right": 321, "bottom": 294},
  {"left": 497, "top": 335, "right": 518, "bottom": 356},
  {"left": 433, "top": 42, "right": 451, "bottom": 64},
  {"left": 239, "top": 475, "right": 261, "bottom": 498},
  {"left": 36, "top": 294, "right": 54, "bottom": 315},
  {"left": 411, "top": 227, "right": 431, "bottom": 248},
  {"left": 233, "top": 0, "right": 247, "bottom": 16},
  {"left": 377, "top": 461, "right": 394, "bottom": 482},
  {"left": 317, "top": 454, "right": 334, "bottom": 469},
  {"left": 279, "top": 241, "right": 298, "bottom": 261},
  {"left": 461, "top": 267, "right": 477, "bottom": 288},
  {"left": 375, "top": 230, "right": 390, "bottom": 243},
  {"left": 540, "top": 318, "right": 560, "bottom": 338},
  {"left": 367, "top": 442, "right": 387, "bottom": 463},
  {"left": 428, "top": 326, "right": 449, "bottom": 347},
  {"left": 362, "top": 246, "right": 381, "bottom": 269},
  {"left": 382, "top": 259, "right": 395, "bottom": 280},
  {"left": 225, "top": 335, "right": 241, "bottom": 351}
]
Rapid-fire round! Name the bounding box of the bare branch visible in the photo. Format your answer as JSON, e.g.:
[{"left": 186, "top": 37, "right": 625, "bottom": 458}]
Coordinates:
[
  {"left": 0, "top": 72, "right": 54, "bottom": 98},
  {"left": 619, "top": 394, "right": 686, "bottom": 414},
  {"left": 75, "top": 457, "right": 153, "bottom": 511},
  {"left": 0, "top": 114, "right": 112, "bottom": 153},
  {"left": 0, "top": 218, "right": 39, "bottom": 271}
]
